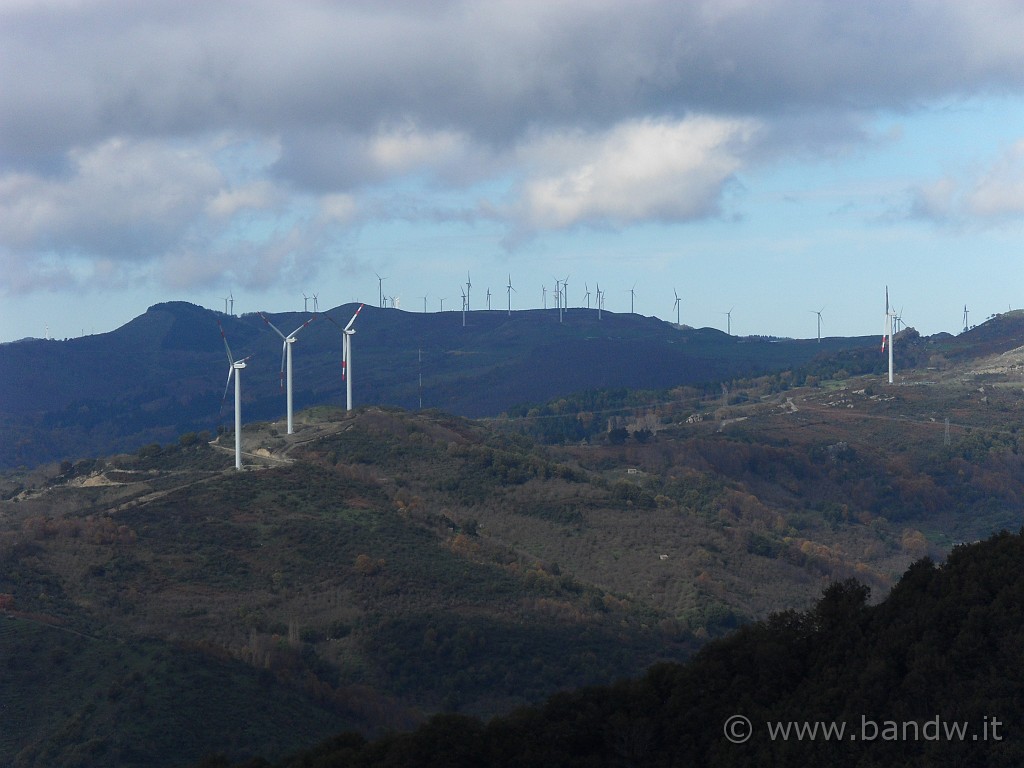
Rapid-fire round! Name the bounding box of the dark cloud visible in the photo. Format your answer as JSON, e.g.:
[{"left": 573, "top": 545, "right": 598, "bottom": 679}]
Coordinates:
[
  {"left": 6, "top": 1, "right": 1024, "bottom": 166},
  {"left": 4, "top": 0, "right": 1024, "bottom": 296}
]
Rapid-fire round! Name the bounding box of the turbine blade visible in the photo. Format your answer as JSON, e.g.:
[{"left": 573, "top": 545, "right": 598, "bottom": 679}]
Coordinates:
[
  {"left": 289, "top": 315, "right": 316, "bottom": 337},
  {"left": 222, "top": 366, "right": 234, "bottom": 403},
  {"left": 280, "top": 342, "right": 287, "bottom": 390},
  {"left": 260, "top": 312, "right": 287, "bottom": 340},
  {"left": 344, "top": 303, "right": 364, "bottom": 332},
  {"left": 217, "top": 320, "right": 235, "bottom": 365}
]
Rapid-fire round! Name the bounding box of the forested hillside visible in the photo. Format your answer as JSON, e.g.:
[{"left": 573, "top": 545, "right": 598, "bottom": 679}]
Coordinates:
[{"left": 212, "top": 531, "right": 1024, "bottom": 767}]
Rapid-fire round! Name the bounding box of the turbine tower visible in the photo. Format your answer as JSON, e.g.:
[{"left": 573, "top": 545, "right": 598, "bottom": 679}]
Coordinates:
[
  {"left": 260, "top": 312, "right": 316, "bottom": 435},
  {"left": 218, "top": 321, "right": 252, "bottom": 471},
  {"left": 375, "top": 273, "right": 386, "bottom": 308},
  {"left": 327, "top": 304, "right": 365, "bottom": 411},
  {"left": 629, "top": 284, "right": 637, "bottom": 314},
  {"left": 811, "top": 307, "right": 824, "bottom": 343},
  {"left": 882, "top": 287, "right": 895, "bottom": 384},
  {"left": 963, "top": 304, "right": 969, "bottom": 333},
  {"left": 466, "top": 272, "right": 472, "bottom": 311},
  {"left": 506, "top": 275, "right": 515, "bottom": 316},
  {"left": 673, "top": 289, "right": 681, "bottom": 326},
  {"left": 302, "top": 293, "right": 311, "bottom": 312},
  {"left": 596, "top": 283, "right": 603, "bottom": 319},
  {"left": 724, "top": 307, "right": 733, "bottom": 336},
  {"left": 486, "top": 287, "right": 492, "bottom": 311},
  {"left": 584, "top": 283, "right": 591, "bottom": 309}
]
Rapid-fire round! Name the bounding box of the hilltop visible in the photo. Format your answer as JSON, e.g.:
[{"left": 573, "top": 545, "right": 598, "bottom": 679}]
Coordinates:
[{"left": 0, "top": 300, "right": 876, "bottom": 469}]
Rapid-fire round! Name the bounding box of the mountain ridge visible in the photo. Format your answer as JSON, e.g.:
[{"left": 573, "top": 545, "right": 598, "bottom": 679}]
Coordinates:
[{"left": 0, "top": 299, "right": 883, "bottom": 469}]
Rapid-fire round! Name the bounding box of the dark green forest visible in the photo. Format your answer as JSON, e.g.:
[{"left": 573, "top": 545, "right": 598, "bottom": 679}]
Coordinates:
[{"left": 204, "top": 531, "right": 1024, "bottom": 767}]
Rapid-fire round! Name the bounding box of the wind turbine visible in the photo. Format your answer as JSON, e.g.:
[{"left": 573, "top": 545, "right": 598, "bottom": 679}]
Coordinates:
[
  {"left": 420, "top": 295, "right": 428, "bottom": 313},
  {"left": 439, "top": 297, "right": 446, "bottom": 312},
  {"left": 723, "top": 308, "right": 733, "bottom": 336},
  {"left": 218, "top": 321, "right": 253, "bottom": 471},
  {"left": 584, "top": 283, "right": 591, "bottom": 309},
  {"left": 302, "top": 293, "right": 311, "bottom": 312},
  {"left": 466, "top": 272, "right": 472, "bottom": 311},
  {"left": 542, "top": 284, "right": 547, "bottom": 309},
  {"left": 811, "top": 307, "right": 824, "bottom": 342},
  {"left": 562, "top": 275, "right": 570, "bottom": 310},
  {"left": 629, "top": 284, "right": 637, "bottom": 314},
  {"left": 327, "top": 304, "right": 364, "bottom": 411},
  {"left": 596, "top": 283, "right": 603, "bottom": 319},
  {"left": 881, "top": 287, "right": 895, "bottom": 384},
  {"left": 673, "top": 289, "right": 681, "bottom": 326},
  {"left": 312, "top": 293, "right": 319, "bottom": 313},
  {"left": 963, "top": 304, "right": 969, "bottom": 333},
  {"left": 260, "top": 311, "right": 316, "bottom": 435},
  {"left": 506, "top": 275, "right": 516, "bottom": 316},
  {"left": 486, "top": 287, "right": 492, "bottom": 311},
  {"left": 460, "top": 285, "right": 467, "bottom": 327},
  {"left": 375, "top": 273, "right": 386, "bottom": 308}
]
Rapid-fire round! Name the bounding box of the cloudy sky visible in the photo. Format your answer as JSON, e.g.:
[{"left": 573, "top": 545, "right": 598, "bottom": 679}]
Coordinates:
[{"left": 3, "top": 0, "right": 1024, "bottom": 342}]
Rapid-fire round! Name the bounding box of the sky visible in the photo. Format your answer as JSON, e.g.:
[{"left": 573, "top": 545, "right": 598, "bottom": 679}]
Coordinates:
[{"left": 3, "top": 0, "right": 1024, "bottom": 343}]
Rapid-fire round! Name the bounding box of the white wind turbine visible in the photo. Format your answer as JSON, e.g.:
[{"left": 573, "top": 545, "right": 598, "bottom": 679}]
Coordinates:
[
  {"left": 218, "top": 321, "right": 253, "bottom": 471},
  {"left": 673, "top": 288, "right": 681, "bottom": 326},
  {"left": 327, "top": 304, "right": 365, "bottom": 411},
  {"left": 506, "top": 275, "right": 515, "bottom": 316},
  {"left": 811, "top": 306, "right": 824, "bottom": 343},
  {"left": 260, "top": 312, "right": 316, "bottom": 435},
  {"left": 882, "top": 286, "right": 895, "bottom": 384}
]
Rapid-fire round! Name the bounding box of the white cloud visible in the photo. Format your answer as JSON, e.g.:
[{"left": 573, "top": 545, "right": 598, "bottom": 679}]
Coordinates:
[
  {"left": 206, "top": 181, "right": 279, "bottom": 219},
  {"left": 318, "top": 194, "right": 358, "bottom": 224},
  {"left": 368, "top": 123, "right": 468, "bottom": 176},
  {"left": 911, "top": 139, "right": 1024, "bottom": 224},
  {"left": 514, "top": 116, "right": 761, "bottom": 230},
  {"left": 0, "top": 136, "right": 338, "bottom": 294},
  {"left": 0, "top": 137, "right": 222, "bottom": 256}
]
